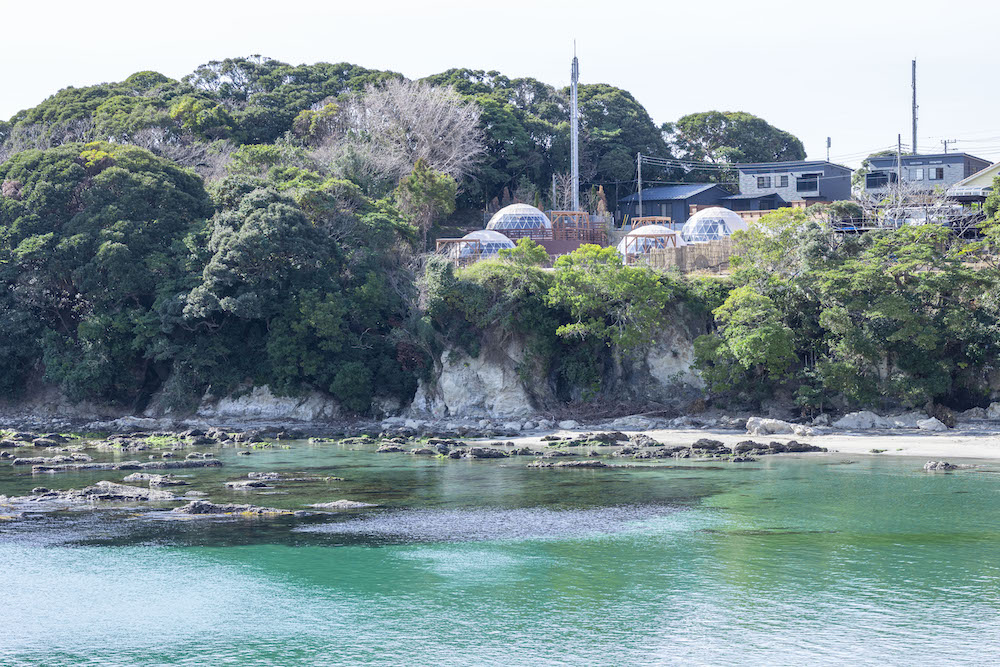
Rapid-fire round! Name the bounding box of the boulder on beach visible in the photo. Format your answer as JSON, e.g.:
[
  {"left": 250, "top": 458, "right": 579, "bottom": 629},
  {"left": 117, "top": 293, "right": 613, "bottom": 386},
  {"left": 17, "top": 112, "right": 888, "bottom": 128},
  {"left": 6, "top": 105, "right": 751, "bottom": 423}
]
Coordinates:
[
  {"left": 917, "top": 417, "right": 949, "bottom": 432},
  {"left": 557, "top": 420, "right": 580, "bottom": 430},
  {"left": 610, "top": 415, "right": 654, "bottom": 431},
  {"left": 746, "top": 417, "right": 813, "bottom": 437}
]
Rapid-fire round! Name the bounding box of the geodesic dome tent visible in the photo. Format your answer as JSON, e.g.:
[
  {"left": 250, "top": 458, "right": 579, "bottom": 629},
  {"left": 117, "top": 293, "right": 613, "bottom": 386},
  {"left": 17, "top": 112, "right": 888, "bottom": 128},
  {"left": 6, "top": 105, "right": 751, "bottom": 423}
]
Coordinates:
[
  {"left": 449, "top": 229, "right": 516, "bottom": 261},
  {"left": 680, "top": 207, "right": 748, "bottom": 244},
  {"left": 616, "top": 224, "right": 686, "bottom": 262},
  {"left": 486, "top": 203, "right": 552, "bottom": 239}
]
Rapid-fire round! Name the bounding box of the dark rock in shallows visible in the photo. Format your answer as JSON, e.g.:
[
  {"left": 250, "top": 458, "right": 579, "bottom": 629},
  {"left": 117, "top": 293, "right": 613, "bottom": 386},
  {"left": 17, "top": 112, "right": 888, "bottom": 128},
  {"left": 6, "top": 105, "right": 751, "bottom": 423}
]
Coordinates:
[
  {"left": 376, "top": 444, "right": 405, "bottom": 453},
  {"left": 225, "top": 479, "right": 269, "bottom": 489},
  {"left": 248, "top": 472, "right": 282, "bottom": 481},
  {"left": 924, "top": 460, "right": 957, "bottom": 471},
  {"left": 172, "top": 500, "right": 297, "bottom": 516},
  {"left": 528, "top": 459, "right": 609, "bottom": 468},
  {"left": 465, "top": 447, "right": 508, "bottom": 459}
]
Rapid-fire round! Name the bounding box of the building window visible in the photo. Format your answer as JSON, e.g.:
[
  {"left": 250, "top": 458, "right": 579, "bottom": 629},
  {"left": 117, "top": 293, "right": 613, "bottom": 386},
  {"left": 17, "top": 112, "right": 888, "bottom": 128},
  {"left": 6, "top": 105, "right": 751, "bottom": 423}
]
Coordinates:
[
  {"left": 928, "top": 167, "right": 945, "bottom": 181},
  {"left": 866, "top": 172, "right": 896, "bottom": 189},
  {"left": 777, "top": 175, "right": 789, "bottom": 187},
  {"left": 757, "top": 176, "right": 771, "bottom": 189},
  {"left": 796, "top": 173, "right": 820, "bottom": 192},
  {"left": 910, "top": 168, "right": 924, "bottom": 181}
]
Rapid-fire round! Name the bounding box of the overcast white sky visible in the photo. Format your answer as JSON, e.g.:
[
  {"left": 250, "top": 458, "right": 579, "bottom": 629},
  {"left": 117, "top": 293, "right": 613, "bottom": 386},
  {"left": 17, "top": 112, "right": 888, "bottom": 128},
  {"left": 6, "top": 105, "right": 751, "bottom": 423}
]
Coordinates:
[{"left": 3, "top": 0, "right": 999, "bottom": 168}]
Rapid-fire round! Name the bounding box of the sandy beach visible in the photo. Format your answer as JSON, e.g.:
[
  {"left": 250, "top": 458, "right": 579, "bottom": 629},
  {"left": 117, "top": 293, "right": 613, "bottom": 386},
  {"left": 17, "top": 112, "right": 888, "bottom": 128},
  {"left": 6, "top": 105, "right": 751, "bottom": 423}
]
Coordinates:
[{"left": 487, "top": 426, "right": 1000, "bottom": 461}]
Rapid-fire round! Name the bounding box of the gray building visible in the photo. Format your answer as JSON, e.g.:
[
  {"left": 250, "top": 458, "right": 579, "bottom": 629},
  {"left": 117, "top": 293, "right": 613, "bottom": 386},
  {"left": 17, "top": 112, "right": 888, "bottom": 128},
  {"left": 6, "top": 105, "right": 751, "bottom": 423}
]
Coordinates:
[
  {"left": 864, "top": 153, "right": 991, "bottom": 195},
  {"left": 618, "top": 183, "right": 732, "bottom": 228},
  {"left": 736, "top": 160, "right": 853, "bottom": 203}
]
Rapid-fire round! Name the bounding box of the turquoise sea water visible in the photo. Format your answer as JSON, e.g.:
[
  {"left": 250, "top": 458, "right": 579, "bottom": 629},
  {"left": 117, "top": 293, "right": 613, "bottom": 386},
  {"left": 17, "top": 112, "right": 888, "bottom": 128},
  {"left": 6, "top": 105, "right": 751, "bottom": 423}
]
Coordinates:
[{"left": 3, "top": 444, "right": 1000, "bottom": 666}]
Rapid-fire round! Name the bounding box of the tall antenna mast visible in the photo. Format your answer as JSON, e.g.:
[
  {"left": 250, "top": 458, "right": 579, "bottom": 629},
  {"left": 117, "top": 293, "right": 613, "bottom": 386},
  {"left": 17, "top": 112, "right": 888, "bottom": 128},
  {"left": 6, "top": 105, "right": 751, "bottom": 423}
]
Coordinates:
[
  {"left": 911, "top": 59, "right": 918, "bottom": 155},
  {"left": 570, "top": 42, "right": 580, "bottom": 212}
]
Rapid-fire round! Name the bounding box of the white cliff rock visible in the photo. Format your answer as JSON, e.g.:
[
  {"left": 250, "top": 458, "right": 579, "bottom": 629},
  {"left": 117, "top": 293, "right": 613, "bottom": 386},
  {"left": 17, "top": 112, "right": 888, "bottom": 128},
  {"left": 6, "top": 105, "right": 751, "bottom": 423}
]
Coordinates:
[
  {"left": 833, "top": 410, "right": 931, "bottom": 430},
  {"left": 409, "top": 343, "right": 535, "bottom": 419},
  {"left": 197, "top": 386, "right": 339, "bottom": 421},
  {"left": 645, "top": 330, "right": 704, "bottom": 391}
]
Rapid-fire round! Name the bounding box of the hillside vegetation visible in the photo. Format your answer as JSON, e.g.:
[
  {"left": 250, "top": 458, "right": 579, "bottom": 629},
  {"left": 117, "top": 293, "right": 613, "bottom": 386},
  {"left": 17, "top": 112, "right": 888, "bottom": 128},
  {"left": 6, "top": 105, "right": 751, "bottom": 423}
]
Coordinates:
[{"left": 2, "top": 56, "right": 999, "bottom": 416}]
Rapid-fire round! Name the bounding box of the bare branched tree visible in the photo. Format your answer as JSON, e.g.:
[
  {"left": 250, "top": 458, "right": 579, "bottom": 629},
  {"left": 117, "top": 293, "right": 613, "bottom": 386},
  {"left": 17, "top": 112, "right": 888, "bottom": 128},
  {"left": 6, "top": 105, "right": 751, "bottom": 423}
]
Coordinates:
[
  {"left": 551, "top": 173, "right": 575, "bottom": 210},
  {"left": 130, "top": 128, "right": 235, "bottom": 182},
  {"left": 317, "top": 79, "right": 484, "bottom": 191},
  {"left": 2, "top": 119, "right": 97, "bottom": 159}
]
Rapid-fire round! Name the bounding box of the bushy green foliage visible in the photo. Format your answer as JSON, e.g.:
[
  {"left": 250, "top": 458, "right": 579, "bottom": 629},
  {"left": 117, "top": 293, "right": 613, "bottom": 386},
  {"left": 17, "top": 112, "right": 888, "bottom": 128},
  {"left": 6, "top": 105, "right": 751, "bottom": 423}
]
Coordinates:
[
  {"left": 694, "top": 207, "right": 1000, "bottom": 411},
  {"left": 422, "top": 244, "right": 691, "bottom": 400},
  {"left": 665, "top": 111, "right": 806, "bottom": 165},
  {"left": 395, "top": 159, "right": 456, "bottom": 250},
  {"left": 0, "top": 142, "right": 212, "bottom": 401}
]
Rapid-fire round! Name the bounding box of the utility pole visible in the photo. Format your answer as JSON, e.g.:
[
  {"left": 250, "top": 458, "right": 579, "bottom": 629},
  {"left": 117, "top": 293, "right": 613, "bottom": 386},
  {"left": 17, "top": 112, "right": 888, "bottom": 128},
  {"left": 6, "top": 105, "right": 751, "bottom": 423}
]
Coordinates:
[
  {"left": 911, "top": 59, "right": 918, "bottom": 156},
  {"left": 570, "top": 43, "right": 580, "bottom": 212},
  {"left": 941, "top": 139, "right": 958, "bottom": 154},
  {"left": 551, "top": 173, "right": 557, "bottom": 209},
  {"left": 637, "top": 152, "right": 643, "bottom": 220},
  {"left": 826, "top": 137, "right": 831, "bottom": 162},
  {"left": 896, "top": 134, "right": 903, "bottom": 217}
]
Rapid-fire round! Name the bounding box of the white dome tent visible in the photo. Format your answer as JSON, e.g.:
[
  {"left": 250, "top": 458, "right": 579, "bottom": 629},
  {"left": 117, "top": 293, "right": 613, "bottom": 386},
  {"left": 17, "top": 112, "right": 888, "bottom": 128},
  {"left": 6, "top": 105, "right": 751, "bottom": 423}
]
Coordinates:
[
  {"left": 680, "top": 207, "right": 748, "bottom": 244},
  {"left": 486, "top": 203, "right": 552, "bottom": 239},
  {"left": 448, "top": 229, "right": 516, "bottom": 261},
  {"left": 616, "top": 224, "right": 685, "bottom": 264}
]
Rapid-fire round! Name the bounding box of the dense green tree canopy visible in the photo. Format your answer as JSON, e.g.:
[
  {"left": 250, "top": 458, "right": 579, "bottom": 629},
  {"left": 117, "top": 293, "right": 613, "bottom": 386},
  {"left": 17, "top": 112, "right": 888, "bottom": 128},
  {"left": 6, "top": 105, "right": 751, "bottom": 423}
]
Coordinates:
[
  {"left": 665, "top": 111, "right": 806, "bottom": 164},
  {"left": 0, "top": 142, "right": 212, "bottom": 400}
]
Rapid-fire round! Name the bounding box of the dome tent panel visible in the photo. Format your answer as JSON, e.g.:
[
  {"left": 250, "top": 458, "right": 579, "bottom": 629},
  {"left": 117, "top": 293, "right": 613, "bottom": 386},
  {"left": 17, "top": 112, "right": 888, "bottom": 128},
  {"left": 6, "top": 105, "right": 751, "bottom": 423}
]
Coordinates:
[
  {"left": 486, "top": 204, "right": 552, "bottom": 236},
  {"left": 616, "top": 223, "right": 685, "bottom": 260},
  {"left": 451, "top": 229, "right": 516, "bottom": 259},
  {"left": 680, "top": 207, "right": 747, "bottom": 244}
]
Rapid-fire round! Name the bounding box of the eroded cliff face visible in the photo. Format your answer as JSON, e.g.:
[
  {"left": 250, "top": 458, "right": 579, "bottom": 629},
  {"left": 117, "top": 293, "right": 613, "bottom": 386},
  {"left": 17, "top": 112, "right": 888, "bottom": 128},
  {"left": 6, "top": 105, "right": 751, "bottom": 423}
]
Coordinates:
[
  {"left": 409, "top": 339, "right": 538, "bottom": 419},
  {"left": 410, "top": 322, "right": 705, "bottom": 419},
  {"left": 194, "top": 386, "right": 341, "bottom": 421},
  {"left": 634, "top": 322, "right": 705, "bottom": 399}
]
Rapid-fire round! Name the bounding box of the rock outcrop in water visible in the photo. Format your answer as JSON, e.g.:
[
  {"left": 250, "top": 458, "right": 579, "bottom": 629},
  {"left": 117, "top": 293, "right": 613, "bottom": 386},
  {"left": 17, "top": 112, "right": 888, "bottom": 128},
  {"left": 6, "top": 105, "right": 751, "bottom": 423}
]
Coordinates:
[
  {"left": 308, "top": 500, "right": 379, "bottom": 509},
  {"left": 172, "top": 500, "right": 299, "bottom": 516},
  {"left": 31, "top": 459, "right": 223, "bottom": 473},
  {"left": 2, "top": 481, "right": 181, "bottom": 505}
]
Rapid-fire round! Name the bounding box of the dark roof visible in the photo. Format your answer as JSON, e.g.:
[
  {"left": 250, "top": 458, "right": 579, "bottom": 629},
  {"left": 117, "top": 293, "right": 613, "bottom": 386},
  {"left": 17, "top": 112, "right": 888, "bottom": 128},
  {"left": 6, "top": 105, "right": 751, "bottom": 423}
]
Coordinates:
[
  {"left": 734, "top": 160, "right": 852, "bottom": 174},
  {"left": 868, "top": 152, "right": 990, "bottom": 166},
  {"left": 722, "top": 192, "right": 785, "bottom": 201},
  {"left": 618, "top": 183, "right": 725, "bottom": 203}
]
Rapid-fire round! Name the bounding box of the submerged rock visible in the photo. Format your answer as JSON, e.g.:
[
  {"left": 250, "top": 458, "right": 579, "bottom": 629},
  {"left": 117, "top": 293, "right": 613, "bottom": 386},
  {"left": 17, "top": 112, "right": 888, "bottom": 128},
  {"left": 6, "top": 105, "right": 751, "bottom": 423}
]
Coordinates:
[
  {"left": 247, "top": 472, "right": 282, "bottom": 481},
  {"left": 465, "top": 447, "right": 508, "bottom": 459},
  {"left": 9, "top": 481, "right": 182, "bottom": 504},
  {"left": 308, "top": 500, "right": 379, "bottom": 509},
  {"left": 32, "top": 459, "right": 222, "bottom": 474},
  {"left": 122, "top": 473, "right": 188, "bottom": 487},
  {"left": 528, "top": 460, "right": 609, "bottom": 468},
  {"left": 171, "top": 500, "right": 298, "bottom": 516},
  {"left": 225, "top": 480, "right": 270, "bottom": 489}
]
